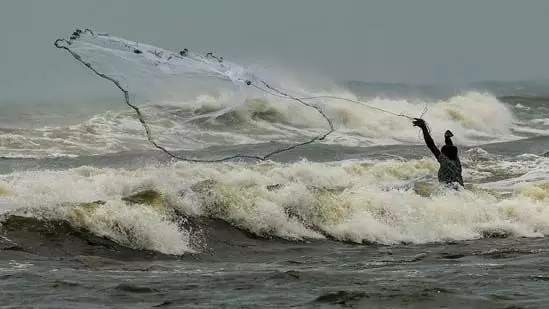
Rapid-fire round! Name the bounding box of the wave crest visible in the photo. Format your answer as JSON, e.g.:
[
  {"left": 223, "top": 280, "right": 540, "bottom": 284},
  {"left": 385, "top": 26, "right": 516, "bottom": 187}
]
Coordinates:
[{"left": 2, "top": 158, "right": 548, "bottom": 254}]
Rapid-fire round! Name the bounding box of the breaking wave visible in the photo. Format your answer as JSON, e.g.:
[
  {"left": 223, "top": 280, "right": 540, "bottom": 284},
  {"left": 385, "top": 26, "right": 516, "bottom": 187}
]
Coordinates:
[
  {"left": 1, "top": 154, "right": 549, "bottom": 255},
  {"left": 0, "top": 90, "right": 532, "bottom": 159}
]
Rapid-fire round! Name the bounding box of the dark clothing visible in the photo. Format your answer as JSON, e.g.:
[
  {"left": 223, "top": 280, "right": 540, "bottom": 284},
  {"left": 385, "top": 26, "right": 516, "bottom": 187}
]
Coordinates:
[
  {"left": 437, "top": 153, "right": 464, "bottom": 186},
  {"left": 412, "top": 118, "right": 464, "bottom": 187}
]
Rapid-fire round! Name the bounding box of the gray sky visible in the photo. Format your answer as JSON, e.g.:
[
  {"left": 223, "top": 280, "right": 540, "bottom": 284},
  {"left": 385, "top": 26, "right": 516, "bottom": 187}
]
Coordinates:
[{"left": 1, "top": 0, "right": 549, "bottom": 102}]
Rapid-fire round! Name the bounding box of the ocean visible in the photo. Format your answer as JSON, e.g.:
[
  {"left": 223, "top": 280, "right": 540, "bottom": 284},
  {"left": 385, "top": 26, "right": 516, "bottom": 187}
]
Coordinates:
[{"left": 1, "top": 70, "right": 549, "bottom": 308}]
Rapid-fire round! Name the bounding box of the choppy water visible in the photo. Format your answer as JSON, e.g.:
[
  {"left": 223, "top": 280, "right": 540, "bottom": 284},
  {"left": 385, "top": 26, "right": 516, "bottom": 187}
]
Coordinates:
[
  {"left": 2, "top": 237, "right": 549, "bottom": 309},
  {"left": 1, "top": 75, "right": 549, "bottom": 308}
]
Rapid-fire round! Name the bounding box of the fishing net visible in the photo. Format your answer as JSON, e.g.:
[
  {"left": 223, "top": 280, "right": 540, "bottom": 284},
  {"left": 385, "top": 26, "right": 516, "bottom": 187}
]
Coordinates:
[{"left": 54, "top": 28, "right": 335, "bottom": 162}]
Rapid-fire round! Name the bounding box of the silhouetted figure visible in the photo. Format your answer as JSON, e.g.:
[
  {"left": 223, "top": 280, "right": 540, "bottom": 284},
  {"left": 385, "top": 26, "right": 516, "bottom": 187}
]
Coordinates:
[{"left": 413, "top": 118, "right": 464, "bottom": 187}]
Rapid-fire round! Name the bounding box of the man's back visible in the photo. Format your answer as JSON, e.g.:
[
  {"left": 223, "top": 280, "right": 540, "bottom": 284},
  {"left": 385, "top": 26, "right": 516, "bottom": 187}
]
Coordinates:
[
  {"left": 437, "top": 153, "right": 464, "bottom": 186},
  {"left": 412, "top": 118, "right": 465, "bottom": 187}
]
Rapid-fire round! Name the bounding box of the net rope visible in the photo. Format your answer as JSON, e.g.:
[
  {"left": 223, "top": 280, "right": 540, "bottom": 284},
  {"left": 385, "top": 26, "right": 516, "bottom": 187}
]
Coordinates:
[{"left": 54, "top": 28, "right": 427, "bottom": 162}]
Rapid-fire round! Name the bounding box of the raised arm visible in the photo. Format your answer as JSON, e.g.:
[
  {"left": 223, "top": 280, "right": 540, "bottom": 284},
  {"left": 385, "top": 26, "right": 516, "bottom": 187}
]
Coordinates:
[{"left": 413, "top": 118, "right": 440, "bottom": 159}]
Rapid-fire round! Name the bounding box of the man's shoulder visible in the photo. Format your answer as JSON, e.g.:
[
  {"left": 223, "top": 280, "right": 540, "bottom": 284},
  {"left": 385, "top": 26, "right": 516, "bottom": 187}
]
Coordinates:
[{"left": 437, "top": 153, "right": 451, "bottom": 162}]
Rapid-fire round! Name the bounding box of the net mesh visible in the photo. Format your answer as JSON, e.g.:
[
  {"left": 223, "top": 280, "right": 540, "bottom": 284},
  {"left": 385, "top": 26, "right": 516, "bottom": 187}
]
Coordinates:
[{"left": 54, "top": 29, "right": 335, "bottom": 161}]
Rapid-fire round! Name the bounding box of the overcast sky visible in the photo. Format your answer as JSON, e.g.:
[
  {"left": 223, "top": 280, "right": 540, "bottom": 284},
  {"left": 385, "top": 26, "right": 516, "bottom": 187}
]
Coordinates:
[{"left": 1, "top": 0, "right": 548, "bottom": 102}]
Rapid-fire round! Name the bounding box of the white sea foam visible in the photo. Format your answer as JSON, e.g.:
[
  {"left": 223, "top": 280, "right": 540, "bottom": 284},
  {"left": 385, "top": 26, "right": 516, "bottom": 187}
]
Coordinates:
[
  {"left": 1, "top": 155, "right": 548, "bottom": 253},
  {"left": 0, "top": 89, "right": 529, "bottom": 159}
]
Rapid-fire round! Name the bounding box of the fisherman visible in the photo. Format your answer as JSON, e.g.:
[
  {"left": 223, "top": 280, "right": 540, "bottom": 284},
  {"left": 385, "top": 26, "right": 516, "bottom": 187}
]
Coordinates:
[{"left": 412, "top": 118, "right": 464, "bottom": 187}]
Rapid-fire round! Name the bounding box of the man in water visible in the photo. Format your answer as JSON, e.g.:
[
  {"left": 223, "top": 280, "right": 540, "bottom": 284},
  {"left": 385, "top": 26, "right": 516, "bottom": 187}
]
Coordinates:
[{"left": 412, "top": 118, "right": 464, "bottom": 187}]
